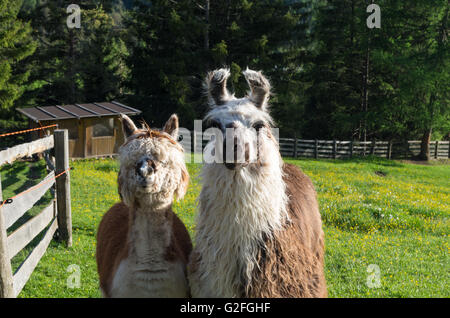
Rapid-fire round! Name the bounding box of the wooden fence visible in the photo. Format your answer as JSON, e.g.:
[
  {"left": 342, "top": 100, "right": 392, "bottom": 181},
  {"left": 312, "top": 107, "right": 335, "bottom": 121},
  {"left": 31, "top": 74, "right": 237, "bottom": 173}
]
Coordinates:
[
  {"left": 0, "top": 130, "right": 72, "bottom": 298},
  {"left": 180, "top": 131, "right": 450, "bottom": 160},
  {"left": 277, "top": 139, "right": 450, "bottom": 159}
]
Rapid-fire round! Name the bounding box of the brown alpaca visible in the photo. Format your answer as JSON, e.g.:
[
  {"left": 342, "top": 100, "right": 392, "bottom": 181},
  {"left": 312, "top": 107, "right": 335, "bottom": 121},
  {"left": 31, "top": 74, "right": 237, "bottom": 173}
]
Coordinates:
[
  {"left": 188, "top": 68, "right": 327, "bottom": 297},
  {"left": 96, "top": 114, "right": 192, "bottom": 298}
]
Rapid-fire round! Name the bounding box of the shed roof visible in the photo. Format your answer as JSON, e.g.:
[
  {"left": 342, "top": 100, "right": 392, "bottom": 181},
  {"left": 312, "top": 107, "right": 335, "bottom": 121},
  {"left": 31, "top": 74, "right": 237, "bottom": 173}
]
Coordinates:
[{"left": 17, "top": 101, "right": 141, "bottom": 122}]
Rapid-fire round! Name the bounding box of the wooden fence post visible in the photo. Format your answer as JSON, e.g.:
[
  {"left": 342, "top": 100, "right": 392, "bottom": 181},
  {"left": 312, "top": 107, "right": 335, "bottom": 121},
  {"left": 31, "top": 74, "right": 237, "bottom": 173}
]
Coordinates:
[
  {"left": 371, "top": 140, "right": 376, "bottom": 155},
  {"left": 333, "top": 140, "right": 337, "bottom": 159},
  {"left": 387, "top": 140, "right": 392, "bottom": 159},
  {"left": 314, "top": 139, "right": 318, "bottom": 159},
  {"left": 293, "top": 136, "right": 298, "bottom": 158},
  {"left": 0, "top": 174, "right": 14, "bottom": 298},
  {"left": 350, "top": 140, "right": 353, "bottom": 158},
  {"left": 405, "top": 141, "right": 408, "bottom": 159},
  {"left": 54, "top": 130, "right": 72, "bottom": 247},
  {"left": 435, "top": 141, "right": 439, "bottom": 159}
]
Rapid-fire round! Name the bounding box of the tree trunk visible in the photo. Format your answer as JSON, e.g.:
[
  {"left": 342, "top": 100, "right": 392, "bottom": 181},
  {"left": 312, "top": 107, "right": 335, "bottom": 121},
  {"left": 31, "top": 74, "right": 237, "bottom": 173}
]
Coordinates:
[
  {"left": 419, "top": 128, "right": 432, "bottom": 161},
  {"left": 360, "top": 34, "right": 370, "bottom": 152},
  {"left": 419, "top": 89, "right": 437, "bottom": 161},
  {"left": 350, "top": 0, "right": 355, "bottom": 45},
  {"left": 204, "top": 0, "right": 210, "bottom": 71},
  {"left": 204, "top": 0, "right": 210, "bottom": 51},
  {"left": 67, "top": 28, "right": 76, "bottom": 103},
  {"left": 360, "top": 1, "right": 372, "bottom": 145},
  {"left": 362, "top": 42, "right": 369, "bottom": 145}
]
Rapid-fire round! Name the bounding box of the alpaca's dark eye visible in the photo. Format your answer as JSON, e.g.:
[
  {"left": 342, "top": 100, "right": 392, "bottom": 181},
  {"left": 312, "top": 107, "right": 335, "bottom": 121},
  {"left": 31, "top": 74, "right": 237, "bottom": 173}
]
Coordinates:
[
  {"left": 178, "top": 135, "right": 183, "bottom": 141},
  {"left": 253, "top": 122, "right": 265, "bottom": 131}
]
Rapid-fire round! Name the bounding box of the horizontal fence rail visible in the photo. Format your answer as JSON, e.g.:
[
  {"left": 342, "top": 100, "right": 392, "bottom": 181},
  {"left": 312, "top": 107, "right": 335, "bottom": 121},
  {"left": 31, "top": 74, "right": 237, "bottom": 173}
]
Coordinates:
[
  {"left": 12, "top": 218, "right": 58, "bottom": 297},
  {"left": 0, "top": 135, "right": 54, "bottom": 166},
  {"left": 278, "top": 139, "right": 449, "bottom": 160},
  {"left": 7, "top": 201, "right": 56, "bottom": 259},
  {"left": 277, "top": 139, "right": 449, "bottom": 159},
  {"left": 2, "top": 171, "right": 55, "bottom": 230}
]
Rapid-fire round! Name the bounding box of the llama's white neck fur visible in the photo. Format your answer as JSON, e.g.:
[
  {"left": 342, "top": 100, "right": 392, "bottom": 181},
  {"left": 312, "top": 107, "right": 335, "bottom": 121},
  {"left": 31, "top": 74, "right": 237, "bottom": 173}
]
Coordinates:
[{"left": 195, "top": 158, "right": 289, "bottom": 297}]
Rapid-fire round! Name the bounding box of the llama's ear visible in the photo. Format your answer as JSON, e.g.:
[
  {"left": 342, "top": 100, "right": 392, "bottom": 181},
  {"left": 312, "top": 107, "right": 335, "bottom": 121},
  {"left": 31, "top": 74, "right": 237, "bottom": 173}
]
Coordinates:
[
  {"left": 204, "top": 68, "right": 231, "bottom": 106},
  {"left": 120, "top": 114, "right": 138, "bottom": 138},
  {"left": 243, "top": 68, "right": 271, "bottom": 111},
  {"left": 163, "top": 114, "right": 179, "bottom": 139}
]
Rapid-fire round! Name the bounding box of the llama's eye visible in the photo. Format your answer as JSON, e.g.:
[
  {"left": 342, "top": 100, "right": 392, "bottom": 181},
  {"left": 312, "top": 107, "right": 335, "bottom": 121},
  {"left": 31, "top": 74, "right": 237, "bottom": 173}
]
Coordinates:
[
  {"left": 207, "top": 120, "right": 221, "bottom": 130},
  {"left": 178, "top": 135, "right": 183, "bottom": 141},
  {"left": 253, "top": 122, "right": 265, "bottom": 131},
  {"left": 160, "top": 161, "right": 168, "bottom": 167}
]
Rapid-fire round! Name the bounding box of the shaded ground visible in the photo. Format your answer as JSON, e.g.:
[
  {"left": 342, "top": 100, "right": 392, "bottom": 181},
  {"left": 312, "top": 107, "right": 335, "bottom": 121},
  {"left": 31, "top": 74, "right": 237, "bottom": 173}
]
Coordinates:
[{"left": 398, "top": 159, "right": 450, "bottom": 166}]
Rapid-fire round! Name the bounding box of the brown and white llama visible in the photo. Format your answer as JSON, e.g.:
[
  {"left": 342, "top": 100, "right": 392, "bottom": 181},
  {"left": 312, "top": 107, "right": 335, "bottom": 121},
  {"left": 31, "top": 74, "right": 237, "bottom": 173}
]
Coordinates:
[
  {"left": 96, "top": 114, "right": 192, "bottom": 297},
  {"left": 188, "top": 68, "right": 327, "bottom": 297}
]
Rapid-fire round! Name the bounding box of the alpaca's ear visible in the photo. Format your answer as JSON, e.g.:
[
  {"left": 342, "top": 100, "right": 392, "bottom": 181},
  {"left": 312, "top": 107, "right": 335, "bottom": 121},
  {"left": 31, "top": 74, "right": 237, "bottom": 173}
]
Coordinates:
[
  {"left": 204, "top": 68, "right": 231, "bottom": 106},
  {"left": 243, "top": 68, "right": 271, "bottom": 111},
  {"left": 163, "top": 114, "right": 179, "bottom": 139},
  {"left": 120, "top": 114, "right": 138, "bottom": 138},
  {"left": 175, "top": 167, "right": 189, "bottom": 200}
]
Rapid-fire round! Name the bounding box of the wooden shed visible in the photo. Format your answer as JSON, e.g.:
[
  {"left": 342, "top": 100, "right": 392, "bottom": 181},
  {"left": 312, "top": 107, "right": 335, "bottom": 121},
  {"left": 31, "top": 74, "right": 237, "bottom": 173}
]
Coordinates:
[{"left": 17, "top": 101, "right": 141, "bottom": 159}]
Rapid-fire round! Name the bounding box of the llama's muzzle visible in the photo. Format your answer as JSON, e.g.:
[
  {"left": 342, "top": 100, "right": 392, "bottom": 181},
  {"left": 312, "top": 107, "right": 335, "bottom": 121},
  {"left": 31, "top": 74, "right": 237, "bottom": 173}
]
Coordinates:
[{"left": 223, "top": 136, "right": 250, "bottom": 170}]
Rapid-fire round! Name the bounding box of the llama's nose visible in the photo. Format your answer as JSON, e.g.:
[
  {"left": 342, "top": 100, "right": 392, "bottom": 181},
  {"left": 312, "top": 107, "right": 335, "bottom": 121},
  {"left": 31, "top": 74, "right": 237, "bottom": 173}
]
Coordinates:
[
  {"left": 223, "top": 136, "right": 249, "bottom": 169},
  {"left": 136, "top": 158, "right": 157, "bottom": 177}
]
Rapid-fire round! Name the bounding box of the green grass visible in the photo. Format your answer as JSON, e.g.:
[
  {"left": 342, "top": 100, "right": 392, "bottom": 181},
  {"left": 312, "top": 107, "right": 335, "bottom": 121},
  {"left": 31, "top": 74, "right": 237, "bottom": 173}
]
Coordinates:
[{"left": 0, "top": 156, "right": 448, "bottom": 298}]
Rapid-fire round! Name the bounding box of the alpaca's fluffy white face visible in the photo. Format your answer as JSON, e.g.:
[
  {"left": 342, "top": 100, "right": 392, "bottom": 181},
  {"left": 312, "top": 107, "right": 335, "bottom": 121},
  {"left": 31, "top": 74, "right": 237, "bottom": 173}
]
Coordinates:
[{"left": 117, "top": 115, "right": 188, "bottom": 209}]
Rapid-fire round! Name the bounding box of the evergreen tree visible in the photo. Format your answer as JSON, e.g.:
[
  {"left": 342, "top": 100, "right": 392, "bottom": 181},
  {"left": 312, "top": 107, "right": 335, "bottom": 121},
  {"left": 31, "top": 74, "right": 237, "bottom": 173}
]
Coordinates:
[
  {"left": 370, "top": 0, "right": 449, "bottom": 159},
  {"left": 81, "top": 6, "right": 130, "bottom": 101},
  {"left": 20, "top": 1, "right": 129, "bottom": 106},
  {"left": 207, "top": 0, "right": 315, "bottom": 137},
  {"left": 0, "top": 0, "right": 37, "bottom": 130},
  {"left": 20, "top": 0, "right": 86, "bottom": 105},
  {"left": 304, "top": 0, "right": 370, "bottom": 140},
  {"left": 3, "top": 0, "right": 446, "bottom": 154},
  {"left": 125, "top": 0, "right": 204, "bottom": 128}
]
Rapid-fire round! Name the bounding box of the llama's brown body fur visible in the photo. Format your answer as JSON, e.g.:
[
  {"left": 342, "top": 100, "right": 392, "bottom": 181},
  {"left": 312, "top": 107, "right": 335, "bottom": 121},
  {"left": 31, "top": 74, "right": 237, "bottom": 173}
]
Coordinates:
[
  {"left": 246, "top": 163, "right": 327, "bottom": 297},
  {"left": 96, "top": 202, "right": 192, "bottom": 297}
]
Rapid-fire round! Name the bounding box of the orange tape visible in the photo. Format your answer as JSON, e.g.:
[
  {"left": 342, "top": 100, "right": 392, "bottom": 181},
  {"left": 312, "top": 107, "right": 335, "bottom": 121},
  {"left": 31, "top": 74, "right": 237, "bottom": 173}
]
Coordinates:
[
  {"left": 0, "top": 167, "right": 71, "bottom": 210},
  {"left": 0, "top": 124, "right": 58, "bottom": 138}
]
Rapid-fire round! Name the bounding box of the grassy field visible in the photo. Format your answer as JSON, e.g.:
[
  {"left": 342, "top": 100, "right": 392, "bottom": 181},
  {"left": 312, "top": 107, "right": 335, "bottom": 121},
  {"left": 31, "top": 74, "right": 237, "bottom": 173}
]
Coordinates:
[{"left": 0, "top": 156, "right": 448, "bottom": 298}]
